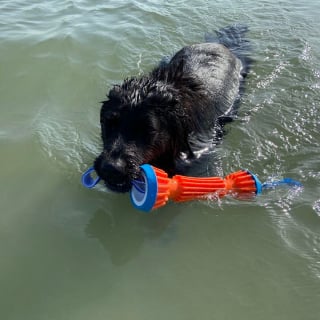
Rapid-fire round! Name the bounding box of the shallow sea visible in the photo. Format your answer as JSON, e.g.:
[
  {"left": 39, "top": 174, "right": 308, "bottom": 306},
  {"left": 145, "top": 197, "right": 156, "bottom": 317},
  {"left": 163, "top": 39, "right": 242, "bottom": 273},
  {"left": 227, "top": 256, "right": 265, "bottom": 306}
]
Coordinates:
[{"left": 1, "top": 1, "right": 320, "bottom": 319}]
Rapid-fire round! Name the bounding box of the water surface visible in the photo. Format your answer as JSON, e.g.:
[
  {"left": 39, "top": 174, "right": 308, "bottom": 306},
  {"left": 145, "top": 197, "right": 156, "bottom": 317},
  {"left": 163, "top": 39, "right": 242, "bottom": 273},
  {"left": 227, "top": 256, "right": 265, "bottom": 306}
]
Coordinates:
[{"left": 1, "top": 1, "right": 320, "bottom": 319}]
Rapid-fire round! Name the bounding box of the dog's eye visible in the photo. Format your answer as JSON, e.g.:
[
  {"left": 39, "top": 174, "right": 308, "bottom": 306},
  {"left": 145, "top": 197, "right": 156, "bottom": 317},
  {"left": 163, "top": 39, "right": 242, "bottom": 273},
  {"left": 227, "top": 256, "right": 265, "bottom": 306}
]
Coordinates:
[
  {"left": 103, "top": 113, "right": 120, "bottom": 130},
  {"left": 130, "top": 123, "right": 145, "bottom": 136},
  {"left": 125, "top": 120, "right": 151, "bottom": 140}
]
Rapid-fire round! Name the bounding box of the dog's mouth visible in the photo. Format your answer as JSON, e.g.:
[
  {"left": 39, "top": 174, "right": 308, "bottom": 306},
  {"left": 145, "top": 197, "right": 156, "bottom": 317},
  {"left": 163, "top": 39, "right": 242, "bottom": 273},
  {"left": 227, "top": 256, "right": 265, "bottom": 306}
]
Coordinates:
[
  {"left": 94, "top": 154, "right": 140, "bottom": 193},
  {"left": 104, "top": 179, "right": 132, "bottom": 193}
]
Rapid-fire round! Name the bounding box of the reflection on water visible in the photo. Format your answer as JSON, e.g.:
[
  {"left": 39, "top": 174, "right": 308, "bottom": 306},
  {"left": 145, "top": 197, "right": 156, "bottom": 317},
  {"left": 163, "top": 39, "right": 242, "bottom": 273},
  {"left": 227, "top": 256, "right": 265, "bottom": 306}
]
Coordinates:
[
  {"left": 1, "top": 0, "right": 320, "bottom": 319},
  {"left": 85, "top": 203, "right": 181, "bottom": 266}
]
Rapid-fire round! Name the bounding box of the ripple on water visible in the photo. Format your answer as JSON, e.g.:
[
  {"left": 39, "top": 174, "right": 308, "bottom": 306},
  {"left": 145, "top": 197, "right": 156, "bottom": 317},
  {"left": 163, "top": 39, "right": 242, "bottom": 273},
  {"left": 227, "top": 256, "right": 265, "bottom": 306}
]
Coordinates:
[
  {"left": 34, "top": 109, "right": 100, "bottom": 178},
  {"left": 313, "top": 200, "right": 320, "bottom": 217},
  {"left": 261, "top": 186, "right": 320, "bottom": 279}
]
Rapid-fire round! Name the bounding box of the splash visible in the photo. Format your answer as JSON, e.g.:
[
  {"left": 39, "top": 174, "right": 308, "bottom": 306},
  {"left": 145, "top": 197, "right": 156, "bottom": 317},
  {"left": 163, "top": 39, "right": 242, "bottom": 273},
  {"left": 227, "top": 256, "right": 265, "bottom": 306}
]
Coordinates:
[{"left": 313, "top": 200, "right": 320, "bottom": 217}]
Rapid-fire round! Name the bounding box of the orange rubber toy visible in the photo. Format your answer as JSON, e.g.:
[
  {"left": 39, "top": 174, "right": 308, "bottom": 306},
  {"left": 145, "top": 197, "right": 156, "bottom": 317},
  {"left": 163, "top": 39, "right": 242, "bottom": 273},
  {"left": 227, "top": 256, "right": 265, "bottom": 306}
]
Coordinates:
[{"left": 130, "top": 164, "right": 262, "bottom": 212}]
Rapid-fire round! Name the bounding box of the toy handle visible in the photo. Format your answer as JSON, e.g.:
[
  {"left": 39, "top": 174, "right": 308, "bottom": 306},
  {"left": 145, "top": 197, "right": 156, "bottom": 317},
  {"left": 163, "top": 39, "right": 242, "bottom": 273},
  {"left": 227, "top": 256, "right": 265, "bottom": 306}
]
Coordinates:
[
  {"left": 81, "top": 167, "right": 101, "bottom": 188},
  {"left": 262, "top": 178, "right": 302, "bottom": 189}
]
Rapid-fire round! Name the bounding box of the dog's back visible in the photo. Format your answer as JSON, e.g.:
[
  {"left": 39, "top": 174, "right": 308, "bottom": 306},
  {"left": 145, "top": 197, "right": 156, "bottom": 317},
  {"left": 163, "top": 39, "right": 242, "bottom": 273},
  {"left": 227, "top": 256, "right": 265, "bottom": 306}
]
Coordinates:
[
  {"left": 169, "top": 43, "right": 243, "bottom": 122},
  {"left": 158, "top": 24, "right": 250, "bottom": 135}
]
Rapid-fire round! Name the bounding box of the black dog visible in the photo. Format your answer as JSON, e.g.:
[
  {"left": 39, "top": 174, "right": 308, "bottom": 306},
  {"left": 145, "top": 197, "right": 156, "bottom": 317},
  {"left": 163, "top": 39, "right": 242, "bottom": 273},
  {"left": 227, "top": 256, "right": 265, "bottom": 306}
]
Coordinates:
[{"left": 94, "top": 25, "right": 251, "bottom": 192}]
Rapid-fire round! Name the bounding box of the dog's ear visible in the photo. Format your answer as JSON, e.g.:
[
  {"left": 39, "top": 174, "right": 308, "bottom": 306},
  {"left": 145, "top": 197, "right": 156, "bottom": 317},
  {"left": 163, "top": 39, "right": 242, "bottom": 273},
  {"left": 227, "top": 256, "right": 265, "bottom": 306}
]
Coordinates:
[
  {"left": 107, "top": 85, "right": 122, "bottom": 102},
  {"left": 171, "top": 59, "right": 204, "bottom": 93},
  {"left": 168, "top": 58, "right": 185, "bottom": 83},
  {"left": 154, "top": 58, "right": 203, "bottom": 95},
  {"left": 144, "top": 84, "right": 179, "bottom": 109}
]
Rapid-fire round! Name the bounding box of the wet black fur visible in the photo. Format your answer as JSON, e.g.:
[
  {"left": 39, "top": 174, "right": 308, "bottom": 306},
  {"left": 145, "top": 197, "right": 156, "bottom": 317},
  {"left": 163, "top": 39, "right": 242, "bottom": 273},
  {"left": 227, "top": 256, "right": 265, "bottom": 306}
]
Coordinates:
[{"left": 94, "top": 25, "right": 251, "bottom": 192}]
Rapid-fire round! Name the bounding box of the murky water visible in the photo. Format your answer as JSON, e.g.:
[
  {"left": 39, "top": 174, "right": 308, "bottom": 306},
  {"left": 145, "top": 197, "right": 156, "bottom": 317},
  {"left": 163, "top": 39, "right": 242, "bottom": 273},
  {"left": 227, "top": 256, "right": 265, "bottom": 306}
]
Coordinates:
[{"left": 1, "top": 1, "right": 320, "bottom": 319}]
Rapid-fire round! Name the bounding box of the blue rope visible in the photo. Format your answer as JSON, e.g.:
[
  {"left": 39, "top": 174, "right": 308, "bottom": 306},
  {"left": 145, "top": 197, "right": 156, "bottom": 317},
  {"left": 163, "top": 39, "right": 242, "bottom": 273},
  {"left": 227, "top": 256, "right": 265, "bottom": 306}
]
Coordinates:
[
  {"left": 262, "top": 178, "right": 302, "bottom": 189},
  {"left": 131, "top": 179, "right": 146, "bottom": 193}
]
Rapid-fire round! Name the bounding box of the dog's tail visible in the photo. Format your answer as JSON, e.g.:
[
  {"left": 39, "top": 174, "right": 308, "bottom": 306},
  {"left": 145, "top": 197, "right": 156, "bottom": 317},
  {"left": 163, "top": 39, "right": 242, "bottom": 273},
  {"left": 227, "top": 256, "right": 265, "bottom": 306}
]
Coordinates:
[{"left": 205, "top": 24, "right": 252, "bottom": 77}]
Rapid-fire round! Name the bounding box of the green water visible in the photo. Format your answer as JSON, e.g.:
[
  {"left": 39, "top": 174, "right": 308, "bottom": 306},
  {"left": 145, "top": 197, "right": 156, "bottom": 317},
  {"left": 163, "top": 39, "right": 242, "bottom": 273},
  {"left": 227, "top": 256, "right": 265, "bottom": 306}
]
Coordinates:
[{"left": 1, "top": 1, "right": 320, "bottom": 319}]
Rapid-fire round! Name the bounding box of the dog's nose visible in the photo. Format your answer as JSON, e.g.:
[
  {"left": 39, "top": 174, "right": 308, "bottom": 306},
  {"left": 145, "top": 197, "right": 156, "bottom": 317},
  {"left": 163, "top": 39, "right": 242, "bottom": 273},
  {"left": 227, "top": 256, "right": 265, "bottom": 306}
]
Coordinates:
[{"left": 100, "top": 158, "right": 127, "bottom": 182}]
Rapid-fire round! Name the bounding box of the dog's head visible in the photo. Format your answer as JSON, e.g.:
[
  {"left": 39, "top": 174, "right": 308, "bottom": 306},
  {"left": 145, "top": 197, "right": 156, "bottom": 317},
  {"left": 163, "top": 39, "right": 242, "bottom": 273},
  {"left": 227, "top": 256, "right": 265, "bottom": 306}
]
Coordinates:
[{"left": 94, "top": 77, "right": 184, "bottom": 192}]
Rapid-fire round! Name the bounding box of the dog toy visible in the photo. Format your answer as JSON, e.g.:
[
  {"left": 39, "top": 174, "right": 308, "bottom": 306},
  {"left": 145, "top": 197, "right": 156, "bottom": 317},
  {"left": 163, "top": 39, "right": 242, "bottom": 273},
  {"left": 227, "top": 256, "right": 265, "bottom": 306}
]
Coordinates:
[{"left": 82, "top": 165, "right": 302, "bottom": 212}]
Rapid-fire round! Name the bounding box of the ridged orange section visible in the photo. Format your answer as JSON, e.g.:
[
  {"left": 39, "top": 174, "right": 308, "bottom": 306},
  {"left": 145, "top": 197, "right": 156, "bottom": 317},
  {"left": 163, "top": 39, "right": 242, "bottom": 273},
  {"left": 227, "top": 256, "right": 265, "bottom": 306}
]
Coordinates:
[
  {"left": 171, "top": 175, "right": 226, "bottom": 202},
  {"left": 150, "top": 167, "right": 257, "bottom": 210},
  {"left": 224, "top": 170, "right": 257, "bottom": 194},
  {"left": 151, "top": 167, "right": 170, "bottom": 210}
]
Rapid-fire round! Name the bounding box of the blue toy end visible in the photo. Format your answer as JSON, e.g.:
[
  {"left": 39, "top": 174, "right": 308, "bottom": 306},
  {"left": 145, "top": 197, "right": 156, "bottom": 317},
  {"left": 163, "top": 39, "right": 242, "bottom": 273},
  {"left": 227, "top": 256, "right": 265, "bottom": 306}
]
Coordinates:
[
  {"left": 81, "top": 167, "right": 101, "bottom": 188},
  {"left": 246, "top": 171, "right": 263, "bottom": 195},
  {"left": 130, "top": 164, "right": 158, "bottom": 212}
]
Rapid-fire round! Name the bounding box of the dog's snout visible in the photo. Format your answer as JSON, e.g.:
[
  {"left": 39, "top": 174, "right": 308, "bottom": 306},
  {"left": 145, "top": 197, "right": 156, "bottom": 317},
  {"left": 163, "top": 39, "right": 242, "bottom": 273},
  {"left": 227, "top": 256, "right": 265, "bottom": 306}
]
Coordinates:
[
  {"left": 94, "top": 154, "right": 126, "bottom": 180},
  {"left": 94, "top": 153, "right": 133, "bottom": 192},
  {"left": 104, "top": 159, "right": 126, "bottom": 177}
]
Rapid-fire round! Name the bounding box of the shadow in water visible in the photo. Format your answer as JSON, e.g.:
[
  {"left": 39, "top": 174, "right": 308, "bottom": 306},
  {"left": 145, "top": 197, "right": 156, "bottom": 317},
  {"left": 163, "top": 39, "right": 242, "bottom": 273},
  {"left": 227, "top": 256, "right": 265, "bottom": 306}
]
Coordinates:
[{"left": 85, "top": 199, "right": 182, "bottom": 266}]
